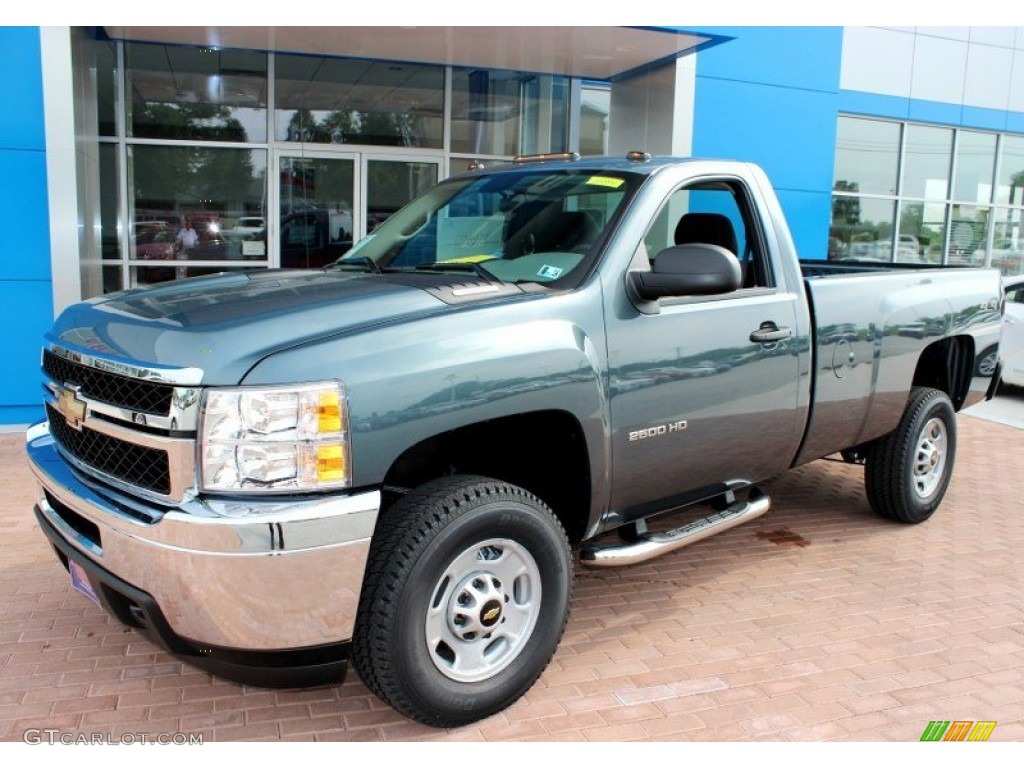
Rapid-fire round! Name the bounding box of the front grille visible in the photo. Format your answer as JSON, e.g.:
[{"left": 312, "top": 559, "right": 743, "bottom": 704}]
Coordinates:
[
  {"left": 46, "top": 403, "right": 171, "bottom": 495},
  {"left": 43, "top": 350, "right": 173, "bottom": 415}
]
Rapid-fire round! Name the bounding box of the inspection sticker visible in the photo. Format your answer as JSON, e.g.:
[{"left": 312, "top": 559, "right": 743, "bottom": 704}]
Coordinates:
[
  {"left": 586, "top": 176, "right": 625, "bottom": 189},
  {"left": 537, "top": 264, "right": 563, "bottom": 279}
]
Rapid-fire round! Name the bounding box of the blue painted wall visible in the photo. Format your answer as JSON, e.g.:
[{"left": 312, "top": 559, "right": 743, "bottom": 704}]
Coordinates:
[
  {"left": 688, "top": 27, "right": 844, "bottom": 261},
  {"left": 0, "top": 27, "right": 51, "bottom": 425},
  {"left": 839, "top": 88, "right": 1022, "bottom": 134}
]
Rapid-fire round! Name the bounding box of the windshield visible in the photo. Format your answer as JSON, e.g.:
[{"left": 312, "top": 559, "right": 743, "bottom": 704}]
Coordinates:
[{"left": 335, "top": 168, "right": 639, "bottom": 287}]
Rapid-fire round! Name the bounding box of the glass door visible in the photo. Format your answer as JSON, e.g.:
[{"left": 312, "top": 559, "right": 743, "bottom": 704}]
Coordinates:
[
  {"left": 276, "top": 153, "right": 358, "bottom": 269},
  {"left": 275, "top": 151, "right": 440, "bottom": 269}
]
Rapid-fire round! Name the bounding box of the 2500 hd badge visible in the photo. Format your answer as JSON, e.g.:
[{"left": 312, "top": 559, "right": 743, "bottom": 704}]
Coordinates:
[{"left": 629, "top": 420, "right": 688, "bottom": 442}]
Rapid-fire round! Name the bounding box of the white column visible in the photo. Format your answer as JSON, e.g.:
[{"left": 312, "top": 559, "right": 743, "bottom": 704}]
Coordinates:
[
  {"left": 608, "top": 55, "right": 696, "bottom": 158},
  {"left": 40, "top": 26, "right": 82, "bottom": 314}
]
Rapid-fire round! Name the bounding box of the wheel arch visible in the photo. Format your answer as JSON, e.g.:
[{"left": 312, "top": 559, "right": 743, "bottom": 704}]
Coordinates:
[
  {"left": 380, "top": 410, "right": 593, "bottom": 544},
  {"left": 911, "top": 335, "right": 975, "bottom": 411}
]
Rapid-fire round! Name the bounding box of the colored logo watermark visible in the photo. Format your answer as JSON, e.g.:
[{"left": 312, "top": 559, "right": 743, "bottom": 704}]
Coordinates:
[{"left": 920, "top": 720, "right": 997, "bottom": 741}]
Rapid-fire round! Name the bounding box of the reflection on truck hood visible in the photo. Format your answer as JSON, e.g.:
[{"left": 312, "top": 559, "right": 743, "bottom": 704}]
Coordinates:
[{"left": 51, "top": 270, "right": 450, "bottom": 384}]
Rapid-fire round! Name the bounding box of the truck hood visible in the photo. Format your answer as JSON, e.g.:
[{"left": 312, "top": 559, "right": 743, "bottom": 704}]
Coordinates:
[{"left": 48, "top": 270, "right": 452, "bottom": 384}]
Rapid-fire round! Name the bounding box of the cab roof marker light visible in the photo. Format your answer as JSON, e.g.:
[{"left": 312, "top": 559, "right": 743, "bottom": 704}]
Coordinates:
[
  {"left": 512, "top": 152, "right": 581, "bottom": 165},
  {"left": 627, "top": 151, "right": 652, "bottom": 162}
]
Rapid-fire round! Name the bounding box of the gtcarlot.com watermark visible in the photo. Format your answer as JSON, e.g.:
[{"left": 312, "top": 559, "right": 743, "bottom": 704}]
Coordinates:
[{"left": 24, "top": 728, "right": 203, "bottom": 746}]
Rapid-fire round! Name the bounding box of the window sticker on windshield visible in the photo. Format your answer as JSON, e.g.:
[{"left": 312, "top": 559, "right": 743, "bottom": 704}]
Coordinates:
[
  {"left": 586, "top": 176, "right": 625, "bottom": 189},
  {"left": 538, "top": 265, "right": 563, "bottom": 279}
]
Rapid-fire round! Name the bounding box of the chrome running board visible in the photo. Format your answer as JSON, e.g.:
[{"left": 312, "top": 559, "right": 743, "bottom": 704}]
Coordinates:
[{"left": 579, "top": 489, "right": 771, "bottom": 568}]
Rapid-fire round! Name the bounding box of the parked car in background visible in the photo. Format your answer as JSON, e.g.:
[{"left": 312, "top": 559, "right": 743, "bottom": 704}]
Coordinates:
[
  {"left": 133, "top": 226, "right": 177, "bottom": 261},
  {"left": 897, "top": 234, "right": 920, "bottom": 261},
  {"left": 973, "top": 240, "right": 1024, "bottom": 276},
  {"left": 995, "top": 275, "right": 1024, "bottom": 387}
]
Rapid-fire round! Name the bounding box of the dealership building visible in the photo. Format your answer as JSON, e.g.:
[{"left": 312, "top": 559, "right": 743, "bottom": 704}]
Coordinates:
[{"left": 2, "top": 24, "right": 1024, "bottom": 425}]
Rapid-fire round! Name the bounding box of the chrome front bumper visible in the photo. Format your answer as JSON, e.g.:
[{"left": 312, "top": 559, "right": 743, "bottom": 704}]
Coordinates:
[{"left": 26, "top": 421, "right": 380, "bottom": 653}]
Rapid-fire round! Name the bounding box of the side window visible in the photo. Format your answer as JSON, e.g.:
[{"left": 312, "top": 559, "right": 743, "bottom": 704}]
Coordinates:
[{"left": 642, "top": 180, "right": 772, "bottom": 290}]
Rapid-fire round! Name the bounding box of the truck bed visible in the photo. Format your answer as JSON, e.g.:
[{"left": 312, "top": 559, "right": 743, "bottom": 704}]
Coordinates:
[
  {"left": 793, "top": 260, "right": 1001, "bottom": 466},
  {"left": 799, "top": 259, "right": 979, "bottom": 278}
]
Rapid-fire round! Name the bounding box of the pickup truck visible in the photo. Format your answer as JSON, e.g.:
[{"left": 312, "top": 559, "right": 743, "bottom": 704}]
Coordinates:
[{"left": 26, "top": 154, "right": 1002, "bottom": 728}]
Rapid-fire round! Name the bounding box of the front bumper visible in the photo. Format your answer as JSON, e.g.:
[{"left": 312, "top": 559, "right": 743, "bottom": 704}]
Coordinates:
[{"left": 27, "top": 422, "right": 380, "bottom": 685}]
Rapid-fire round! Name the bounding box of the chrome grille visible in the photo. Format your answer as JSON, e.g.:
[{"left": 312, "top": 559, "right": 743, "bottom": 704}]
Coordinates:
[
  {"left": 43, "top": 350, "right": 173, "bottom": 416},
  {"left": 46, "top": 403, "right": 172, "bottom": 495}
]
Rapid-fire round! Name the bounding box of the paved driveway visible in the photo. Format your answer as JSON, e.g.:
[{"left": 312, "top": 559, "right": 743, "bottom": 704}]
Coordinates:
[{"left": 1, "top": 410, "right": 1022, "bottom": 742}]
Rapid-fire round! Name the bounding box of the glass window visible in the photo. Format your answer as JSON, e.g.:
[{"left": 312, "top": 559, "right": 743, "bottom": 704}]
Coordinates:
[
  {"left": 128, "top": 145, "right": 268, "bottom": 286},
  {"left": 451, "top": 69, "right": 570, "bottom": 157},
  {"left": 274, "top": 55, "right": 443, "bottom": 148},
  {"left": 367, "top": 160, "right": 438, "bottom": 233},
  {"left": 644, "top": 181, "right": 772, "bottom": 288},
  {"left": 947, "top": 204, "right": 990, "bottom": 265},
  {"left": 98, "top": 143, "right": 120, "bottom": 261},
  {"left": 580, "top": 84, "right": 610, "bottom": 157},
  {"left": 902, "top": 124, "right": 952, "bottom": 200},
  {"left": 100, "top": 265, "right": 124, "bottom": 295},
  {"left": 953, "top": 130, "right": 996, "bottom": 203},
  {"left": 997, "top": 135, "right": 1024, "bottom": 206},
  {"left": 279, "top": 157, "right": 355, "bottom": 269},
  {"left": 829, "top": 196, "right": 896, "bottom": 261},
  {"left": 126, "top": 43, "right": 268, "bottom": 142},
  {"left": 520, "top": 75, "right": 570, "bottom": 156},
  {"left": 82, "top": 146, "right": 122, "bottom": 296},
  {"left": 833, "top": 116, "right": 900, "bottom": 196},
  {"left": 340, "top": 170, "right": 637, "bottom": 288},
  {"left": 92, "top": 38, "right": 117, "bottom": 137},
  {"left": 990, "top": 208, "right": 1024, "bottom": 276},
  {"left": 897, "top": 201, "right": 946, "bottom": 263},
  {"left": 451, "top": 69, "right": 521, "bottom": 156}
]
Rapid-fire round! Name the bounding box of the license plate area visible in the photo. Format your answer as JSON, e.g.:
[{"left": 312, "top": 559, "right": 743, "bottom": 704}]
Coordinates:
[{"left": 69, "top": 559, "right": 101, "bottom": 606}]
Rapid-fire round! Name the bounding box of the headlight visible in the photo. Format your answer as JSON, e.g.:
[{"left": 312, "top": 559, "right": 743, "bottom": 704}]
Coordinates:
[{"left": 199, "top": 381, "right": 350, "bottom": 493}]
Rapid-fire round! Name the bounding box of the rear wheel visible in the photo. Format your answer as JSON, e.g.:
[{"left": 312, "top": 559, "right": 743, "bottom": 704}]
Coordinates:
[
  {"left": 976, "top": 344, "right": 998, "bottom": 377},
  {"left": 864, "top": 387, "right": 956, "bottom": 523},
  {"left": 351, "top": 475, "right": 572, "bottom": 727}
]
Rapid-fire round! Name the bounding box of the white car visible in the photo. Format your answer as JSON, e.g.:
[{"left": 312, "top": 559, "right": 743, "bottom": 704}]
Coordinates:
[{"left": 999, "top": 276, "right": 1024, "bottom": 387}]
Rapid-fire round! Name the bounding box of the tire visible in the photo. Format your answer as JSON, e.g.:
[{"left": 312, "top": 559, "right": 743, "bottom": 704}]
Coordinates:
[
  {"left": 864, "top": 387, "right": 957, "bottom": 523},
  {"left": 351, "top": 475, "right": 573, "bottom": 727},
  {"left": 976, "top": 344, "right": 998, "bottom": 377}
]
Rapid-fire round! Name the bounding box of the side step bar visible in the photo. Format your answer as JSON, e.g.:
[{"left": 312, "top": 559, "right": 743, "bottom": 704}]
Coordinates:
[{"left": 579, "top": 489, "right": 771, "bottom": 568}]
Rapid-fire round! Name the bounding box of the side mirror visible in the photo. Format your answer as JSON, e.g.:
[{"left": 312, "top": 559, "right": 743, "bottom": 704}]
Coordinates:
[{"left": 628, "top": 243, "right": 742, "bottom": 301}]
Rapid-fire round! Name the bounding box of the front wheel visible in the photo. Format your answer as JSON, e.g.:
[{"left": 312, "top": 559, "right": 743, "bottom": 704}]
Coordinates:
[
  {"left": 351, "top": 476, "right": 573, "bottom": 727},
  {"left": 864, "top": 387, "right": 957, "bottom": 523}
]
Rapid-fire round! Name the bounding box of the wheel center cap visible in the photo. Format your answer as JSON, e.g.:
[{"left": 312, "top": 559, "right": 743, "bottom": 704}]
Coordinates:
[
  {"left": 930, "top": 451, "right": 939, "bottom": 467},
  {"left": 480, "top": 599, "right": 502, "bottom": 627}
]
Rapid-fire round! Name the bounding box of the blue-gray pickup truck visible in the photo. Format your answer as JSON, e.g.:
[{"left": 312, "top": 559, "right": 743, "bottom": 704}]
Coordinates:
[{"left": 27, "top": 154, "right": 1003, "bottom": 726}]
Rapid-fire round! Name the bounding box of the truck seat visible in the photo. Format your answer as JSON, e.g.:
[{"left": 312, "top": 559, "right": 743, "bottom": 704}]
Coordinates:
[{"left": 674, "top": 213, "right": 738, "bottom": 255}]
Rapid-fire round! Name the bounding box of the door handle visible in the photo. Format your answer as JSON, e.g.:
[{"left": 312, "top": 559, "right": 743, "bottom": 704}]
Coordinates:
[{"left": 750, "top": 321, "right": 792, "bottom": 344}]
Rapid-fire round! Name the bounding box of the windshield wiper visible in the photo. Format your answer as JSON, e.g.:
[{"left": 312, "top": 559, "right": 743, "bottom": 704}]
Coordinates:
[
  {"left": 414, "top": 262, "right": 500, "bottom": 281},
  {"left": 332, "top": 256, "right": 382, "bottom": 274}
]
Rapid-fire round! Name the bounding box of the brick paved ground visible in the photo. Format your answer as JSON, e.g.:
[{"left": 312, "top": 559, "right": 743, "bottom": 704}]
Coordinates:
[{"left": 1, "top": 411, "right": 1022, "bottom": 742}]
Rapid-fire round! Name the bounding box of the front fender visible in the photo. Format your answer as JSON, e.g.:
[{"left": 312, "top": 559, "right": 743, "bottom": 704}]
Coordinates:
[{"left": 242, "top": 288, "right": 611, "bottom": 534}]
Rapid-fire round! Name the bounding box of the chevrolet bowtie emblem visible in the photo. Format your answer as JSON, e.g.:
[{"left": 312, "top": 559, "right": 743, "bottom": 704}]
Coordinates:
[
  {"left": 57, "top": 387, "right": 87, "bottom": 430},
  {"left": 483, "top": 606, "right": 500, "bottom": 622}
]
